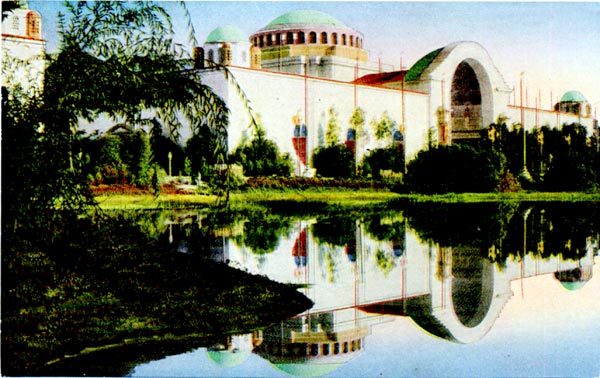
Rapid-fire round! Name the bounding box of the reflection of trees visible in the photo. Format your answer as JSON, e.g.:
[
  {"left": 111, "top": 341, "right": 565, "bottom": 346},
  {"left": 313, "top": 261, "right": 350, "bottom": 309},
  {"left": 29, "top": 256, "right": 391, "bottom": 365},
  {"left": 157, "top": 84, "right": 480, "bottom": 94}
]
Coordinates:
[
  {"left": 404, "top": 203, "right": 517, "bottom": 252},
  {"left": 363, "top": 214, "right": 405, "bottom": 241},
  {"left": 311, "top": 215, "right": 356, "bottom": 247},
  {"left": 236, "top": 213, "right": 292, "bottom": 255},
  {"left": 404, "top": 202, "right": 599, "bottom": 263}
]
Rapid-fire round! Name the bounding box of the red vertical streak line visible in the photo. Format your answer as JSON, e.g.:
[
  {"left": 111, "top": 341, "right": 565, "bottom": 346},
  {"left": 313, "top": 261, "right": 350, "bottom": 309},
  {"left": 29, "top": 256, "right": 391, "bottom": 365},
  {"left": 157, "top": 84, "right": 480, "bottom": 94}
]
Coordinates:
[
  {"left": 441, "top": 248, "right": 445, "bottom": 308},
  {"left": 441, "top": 80, "right": 446, "bottom": 144},
  {"left": 535, "top": 97, "right": 539, "bottom": 128},
  {"left": 401, "top": 57, "right": 405, "bottom": 132},
  {"left": 304, "top": 63, "right": 308, "bottom": 175},
  {"left": 520, "top": 258, "right": 524, "bottom": 299},
  {"left": 520, "top": 76, "right": 524, "bottom": 127},
  {"left": 354, "top": 63, "right": 357, "bottom": 109}
]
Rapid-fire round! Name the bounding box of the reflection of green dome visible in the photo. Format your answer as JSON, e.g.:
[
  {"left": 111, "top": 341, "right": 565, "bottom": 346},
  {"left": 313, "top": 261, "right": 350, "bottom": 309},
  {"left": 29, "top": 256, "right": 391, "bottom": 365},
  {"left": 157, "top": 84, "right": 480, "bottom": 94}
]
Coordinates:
[
  {"left": 206, "top": 26, "right": 247, "bottom": 43},
  {"left": 560, "top": 90, "right": 587, "bottom": 103},
  {"left": 273, "top": 363, "right": 342, "bottom": 377},
  {"left": 206, "top": 350, "right": 251, "bottom": 367},
  {"left": 559, "top": 281, "right": 588, "bottom": 291},
  {"left": 266, "top": 10, "right": 346, "bottom": 28}
]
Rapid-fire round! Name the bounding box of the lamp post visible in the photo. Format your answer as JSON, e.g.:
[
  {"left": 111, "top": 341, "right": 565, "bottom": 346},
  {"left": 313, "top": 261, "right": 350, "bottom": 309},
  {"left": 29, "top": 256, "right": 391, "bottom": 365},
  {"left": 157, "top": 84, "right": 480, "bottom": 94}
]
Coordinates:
[
  {"left": 168, "top": 151, "right": 172, "bottom": 177},
  {"left": 519, "top": 72, "right": 533, "bottom": 183}
]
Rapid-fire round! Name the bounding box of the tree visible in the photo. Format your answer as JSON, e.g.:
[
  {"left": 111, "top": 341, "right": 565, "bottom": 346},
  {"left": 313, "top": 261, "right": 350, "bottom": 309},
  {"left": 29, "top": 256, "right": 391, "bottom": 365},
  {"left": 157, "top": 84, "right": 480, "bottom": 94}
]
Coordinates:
[
  {"left": 405, "top": 144, "right": 506, "bottom": 194},
  {"left": 325, "top": 107, "right": 341, "bottom": 147},
  {"left": 371, "top": 111, "right": 396, "bottom": 147},
  {"left": 349, "top": 107, "right": 367, "bottom": 173},
  {"left": 312, "top": 144, "right": 355, "bottom": 178},
  {"left": 230, "top": 116, "right": 293, "bottom": 177},
  {"left": 3, "top": 0, "right": 245, "bottom": 230}
]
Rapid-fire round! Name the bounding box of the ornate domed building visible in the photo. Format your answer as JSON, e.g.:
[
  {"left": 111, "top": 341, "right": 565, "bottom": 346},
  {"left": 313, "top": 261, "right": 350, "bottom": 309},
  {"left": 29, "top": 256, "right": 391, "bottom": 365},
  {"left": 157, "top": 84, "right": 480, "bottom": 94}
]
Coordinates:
[
  {"left": 199, "top": 7, "right": 595, "bottom": 175},
  {"left": 203, "top": 25, "right": 250, "bottom": 67},
  {"left": 248, "top": 10, "right": 387, "bottom": 81},
  {"left": 555, "top": 90, "right": 592, "bottom": 117},
  {"left": 1, "top": 1, "right": 45, "bottom": 95}
]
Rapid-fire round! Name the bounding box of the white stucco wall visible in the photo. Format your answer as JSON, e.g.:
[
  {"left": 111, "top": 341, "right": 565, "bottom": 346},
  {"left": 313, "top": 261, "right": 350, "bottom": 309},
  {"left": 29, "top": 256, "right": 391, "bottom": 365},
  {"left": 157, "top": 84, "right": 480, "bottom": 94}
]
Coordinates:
[{"left": 202, "top": 66, "right": 430, "bottom": 174}]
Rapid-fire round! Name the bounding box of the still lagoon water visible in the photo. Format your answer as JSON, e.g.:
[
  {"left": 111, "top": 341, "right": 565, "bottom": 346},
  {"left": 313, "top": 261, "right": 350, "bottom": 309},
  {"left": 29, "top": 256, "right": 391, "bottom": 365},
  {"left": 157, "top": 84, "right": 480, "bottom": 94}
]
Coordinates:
[{"left": 128, "top": 202, "right": 599, "bottom": 377}]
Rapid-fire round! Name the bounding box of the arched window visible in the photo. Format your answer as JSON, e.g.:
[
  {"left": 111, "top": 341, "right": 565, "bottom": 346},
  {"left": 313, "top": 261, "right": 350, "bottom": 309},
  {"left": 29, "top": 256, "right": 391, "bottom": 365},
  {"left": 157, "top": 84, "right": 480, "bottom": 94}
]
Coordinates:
[
  {"left": 207, "top": 50, "right": 214, "bottom": 62},
  {"left": 11, "top": 15, "right": 19, "bottom": 31},
  {"left": 350, "top": 35, "right": 354, "bottom": 47},
  {"left": 356, "top": 38, "right": 361, "bottom": 48},
  {"left": 259, "top": 35, "right": 264, "bottom": 47},
  {"left": 275, "top": 33, "right": 281, "bottom": 45},
  {"left": 297, "top": 31, "right": 305, "bottom": 44},
  {"left": 332, "top": 33, "right": 338, "bottom": 45},
  {"left": 309, "top": 32, "right": 317, "bottom": 44},
  {"left": 266, "top": 33, "right": 272, "bottom": 46},
  {"left": 320, "top": 32, "right": 328, "bottom": 44},
  {"left": 253, "top": 37, "right": 258, "bottom": 47},
  {"left": 341, "top": 34, "right": 347, "bottom": 46},
  {"left": 286, "top": 31, "right": 294, "bottom": 44}
]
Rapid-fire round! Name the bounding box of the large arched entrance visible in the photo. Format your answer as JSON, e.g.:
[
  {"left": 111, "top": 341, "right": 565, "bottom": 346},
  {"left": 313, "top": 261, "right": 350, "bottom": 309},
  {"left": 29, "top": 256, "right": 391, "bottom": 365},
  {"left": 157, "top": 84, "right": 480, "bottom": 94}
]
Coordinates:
[{"left": 451, "top": 61, "right": 483, "bottom": 143}]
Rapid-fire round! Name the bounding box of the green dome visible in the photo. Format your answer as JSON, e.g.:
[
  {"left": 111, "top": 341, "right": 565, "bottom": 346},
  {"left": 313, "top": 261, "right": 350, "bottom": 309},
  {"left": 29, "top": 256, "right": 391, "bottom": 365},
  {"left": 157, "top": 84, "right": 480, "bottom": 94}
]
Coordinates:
[
  {"left": 206, "top": 350, "right": 251, "bottom": 367},
  {"left": 266, "top": 10, "right": 346, "bottom": 28},
  {"left": 273, "top": 362, "right": 342, "bottom": 377},
  {"left": 206, "top": 26, "right": 247, "bottom": 43},
  {"left": 560, "top": 90, "right": 587, "bottom": 103},
  {"left": 559, "top": 281, "right": 588, "bottom": 291}
]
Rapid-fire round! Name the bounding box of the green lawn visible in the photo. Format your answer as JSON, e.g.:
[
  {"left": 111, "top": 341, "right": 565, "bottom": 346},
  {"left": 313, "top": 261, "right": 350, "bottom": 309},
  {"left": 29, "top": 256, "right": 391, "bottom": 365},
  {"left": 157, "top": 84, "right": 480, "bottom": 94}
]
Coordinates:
[{"left": 95, "top": 189, "right": 600, "bottom": 210}]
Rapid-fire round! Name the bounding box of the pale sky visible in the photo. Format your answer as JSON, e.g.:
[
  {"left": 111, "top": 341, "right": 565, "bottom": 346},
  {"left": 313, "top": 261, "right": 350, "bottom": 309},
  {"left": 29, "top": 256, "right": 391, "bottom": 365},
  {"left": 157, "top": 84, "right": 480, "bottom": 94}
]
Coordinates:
[{"left": 30, "top": 1, "right": 600, "bottom": 114}]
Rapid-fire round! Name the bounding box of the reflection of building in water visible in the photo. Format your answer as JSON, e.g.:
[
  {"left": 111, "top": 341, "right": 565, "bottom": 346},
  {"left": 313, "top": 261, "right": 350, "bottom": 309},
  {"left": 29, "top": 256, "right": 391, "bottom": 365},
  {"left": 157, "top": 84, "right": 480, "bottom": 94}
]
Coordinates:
[
  {"left": 223, "top": 218, "right": 596, "bottom": 347},
  {"left": 206, "top": 332, "right": 262, "bottom": 368},
  {"left": 156, "top": 214, "right": 596, "bottom": 375},
  {"left": 254, "top": 307, "right": 388, "bottom": 377},
  {"left": 555, "top": 266, "right": 593, "bottom": 291}
]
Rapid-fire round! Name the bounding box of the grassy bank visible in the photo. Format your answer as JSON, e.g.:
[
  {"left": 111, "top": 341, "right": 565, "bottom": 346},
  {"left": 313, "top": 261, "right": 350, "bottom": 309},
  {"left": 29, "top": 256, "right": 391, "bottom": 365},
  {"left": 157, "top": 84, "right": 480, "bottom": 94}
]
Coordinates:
[
  {"left": 2, "top": 216, "right": 312, "bottom": 376},
  {"left": 95, "top": 189, "right": 600, "bottom": 211}
]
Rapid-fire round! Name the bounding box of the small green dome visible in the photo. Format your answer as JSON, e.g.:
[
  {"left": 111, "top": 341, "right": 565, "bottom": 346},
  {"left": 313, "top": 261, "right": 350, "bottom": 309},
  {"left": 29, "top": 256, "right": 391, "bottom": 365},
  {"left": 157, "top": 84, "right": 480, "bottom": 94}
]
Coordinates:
[
  {"left": 273, "top": 362, "right": 342, "bottom": 377},
  {"left": 266, "top": 10, "right": 346, "bottom": 28},
  {"left": 206, "top": 350, "right": 251, "bottom": 367},
  {"left": 560, "top": 90, "right": 587, "bottom": 103},
  {"left": 206, "top": 26, "right": 247, "bottom": 43}
]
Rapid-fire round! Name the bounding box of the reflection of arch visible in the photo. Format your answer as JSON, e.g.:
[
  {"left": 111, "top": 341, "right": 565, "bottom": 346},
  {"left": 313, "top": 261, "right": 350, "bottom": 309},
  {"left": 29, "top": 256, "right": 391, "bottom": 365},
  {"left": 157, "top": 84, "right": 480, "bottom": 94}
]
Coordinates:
[
  {"left": 425, "top": 246, "right": 512, "bottom": 343},
  {"left": 450, "top": 246, "right": 494, "bottom": 327}
]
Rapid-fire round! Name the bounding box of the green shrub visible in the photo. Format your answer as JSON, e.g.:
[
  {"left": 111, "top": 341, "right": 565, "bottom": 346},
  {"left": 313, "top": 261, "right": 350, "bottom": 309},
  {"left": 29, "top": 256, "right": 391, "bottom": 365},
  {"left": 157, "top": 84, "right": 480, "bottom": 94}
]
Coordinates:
[
  {"left": 405, "top": 144, "right": 506, "bottom": 194},
  {"left": 312, "top": 144, "right": 355, "bottom": 178},
  {"left": 361, "top": 146, "right": 404, "bottom": 179},
  {"left": 230, "top": 128, "right": 293, "bottom": 177}
]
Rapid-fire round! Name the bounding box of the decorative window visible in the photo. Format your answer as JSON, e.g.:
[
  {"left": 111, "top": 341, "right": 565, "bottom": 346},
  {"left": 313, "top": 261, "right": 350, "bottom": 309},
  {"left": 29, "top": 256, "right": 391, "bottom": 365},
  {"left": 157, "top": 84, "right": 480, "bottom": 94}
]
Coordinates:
[
  {"left": 341, "top": 34, "right": 347, "bottom": 45},
  {"left": 294, "top": 124, "right": 308, "bottom": 137},
  {"left": 350, "top": 36, "right": 354, "bottom": 47},
  {"left": 393, "top": 130, "right": 404, "bottom": 142},
  {"left": 12, "top": 15, "right": 19, "bottom": 31},
  {"left": 332, "top": 33, "right": 338, "bottom": 45},
  {"left": 309, "top": 32, "right": 317, "bottom": 44},
  {"left": 26, "top": 12, "right": 41, "bottom": 39},
  {"left": 207, "top": 50, "right": 214, "bottom": 62},
  {"left": 320, "top": 32, "right": 327, "bottom": 44},
  {"left": 297, "top": 31, "right": 305, "bottom": 44}
]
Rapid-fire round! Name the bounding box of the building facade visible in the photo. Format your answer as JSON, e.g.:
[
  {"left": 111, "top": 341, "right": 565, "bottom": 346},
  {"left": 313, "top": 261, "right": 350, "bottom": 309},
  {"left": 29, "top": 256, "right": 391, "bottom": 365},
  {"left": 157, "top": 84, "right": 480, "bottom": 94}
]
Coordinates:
[
  {"left": 1, "top": 2, "right": 45, "bottom": 97},
  {"left": 200, "top": 10, "right": 596, "bottom": 176}
]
